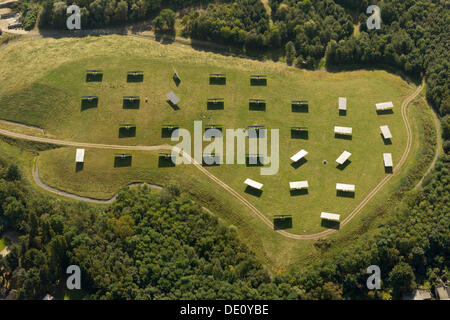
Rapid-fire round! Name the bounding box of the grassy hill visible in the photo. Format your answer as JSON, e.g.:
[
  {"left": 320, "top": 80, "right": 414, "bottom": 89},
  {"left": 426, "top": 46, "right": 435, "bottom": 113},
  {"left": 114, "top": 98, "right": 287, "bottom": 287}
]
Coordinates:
[{"left": 0, "top": 35, "right": 434, "bottom": 269}]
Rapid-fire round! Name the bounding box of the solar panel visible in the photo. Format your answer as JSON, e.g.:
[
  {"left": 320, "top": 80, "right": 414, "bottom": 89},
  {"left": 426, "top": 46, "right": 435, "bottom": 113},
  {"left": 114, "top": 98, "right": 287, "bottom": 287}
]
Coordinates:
[
  {"left": 167, "top": 91, "right": 181, "bottom": 105},
  {"left": 290, "top": 149, "right": 308, "bottom": 162}
]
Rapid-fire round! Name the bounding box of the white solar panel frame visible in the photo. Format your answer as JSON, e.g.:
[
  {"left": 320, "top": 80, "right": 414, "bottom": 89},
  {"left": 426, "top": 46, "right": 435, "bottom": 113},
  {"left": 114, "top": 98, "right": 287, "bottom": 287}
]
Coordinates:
[
  {"left": 336, "top": 183, "right": 355, "bottom": 192},
  {"left": 166, "top": 91, "right": 181, "bottom": 105},
  {"left": 289, "top": 181, "right": 309, "bottom": 190},
  {"left": 75, "top": 149, "right": 85, "bottom": 163},
  {"left": 376, "top": 102, "right": 393, "bottom": 110},
  {"left": 334, "top": 126, "right": 352, "bottom": 135},
  {"left": 383, "top": 153, "right": 393, "bottom": 167},
  {"left": 380, "top": 125, "right": 392, "bottom": 139},
  {"left": 290, "top": 149, "right": 308, "bottom": 162},
  {"left": 336, "top": 151, "right": 352, "bottom": 164},
  {"left": 244, "top": 178, "right": 263, "bottom": 190},
  {"left": 320, "top": 212, "right": 341, "bottom": 222},
  {"left": 338, "top": 97, "right": 347, "bottom": 110}
]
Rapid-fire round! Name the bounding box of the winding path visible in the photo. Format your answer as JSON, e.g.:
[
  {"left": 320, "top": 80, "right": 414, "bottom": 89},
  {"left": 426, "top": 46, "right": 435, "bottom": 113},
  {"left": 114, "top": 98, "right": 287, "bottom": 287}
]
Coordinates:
[
  {"left": 0, "top": 82, "right": 425, "bottom": 240},
  {"left": 33, "top": 158, "right": 162, "bottom": 204}
]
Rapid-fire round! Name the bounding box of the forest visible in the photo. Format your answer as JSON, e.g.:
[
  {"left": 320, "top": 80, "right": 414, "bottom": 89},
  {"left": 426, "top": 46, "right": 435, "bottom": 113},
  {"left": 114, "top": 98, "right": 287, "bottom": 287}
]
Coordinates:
[{"left": 0, "top": 151, "right": 448, "bottom": 299}]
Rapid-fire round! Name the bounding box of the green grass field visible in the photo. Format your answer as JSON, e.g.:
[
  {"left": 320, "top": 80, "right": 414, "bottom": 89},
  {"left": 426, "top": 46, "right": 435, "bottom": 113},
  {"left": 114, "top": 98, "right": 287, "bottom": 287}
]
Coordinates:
[
  {"left": 0, "top": 35, "right": 434, "bottom": 269},
  {"left": 0, "top": 36, "right": 411, "bottom": 234}
]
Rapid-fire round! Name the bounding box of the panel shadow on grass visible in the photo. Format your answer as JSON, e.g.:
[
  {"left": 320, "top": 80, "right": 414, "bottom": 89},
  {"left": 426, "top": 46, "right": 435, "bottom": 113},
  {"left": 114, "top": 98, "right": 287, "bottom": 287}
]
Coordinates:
[
  {"left": 336, "top": 160, "right": 351, "bottom": 170},
  {"left": 290, "top": 189, "right": 308, "bottom": 196},
  {"left": 334, "top": 133, "right": 352, "bottom": 140},
  {"left": 119, "top": 127, "right": 136, "bottom": 138},
  {"left": 291, "top": 130, "right": 309, "bottom": 140},
  {"left": 291, "top": 158, "right": 307, "bottom": 169},
  {"left": 209, "top": 77, "right": 226, "bottom": 85},
  {"left": 246, "top": 156, "right": 264, "bottom": 167},
  {"left": 381, "top": 134, "right": 392, "bottom": 145},
  {"left": 249, "top": 102, "right": 266, "bottom": 111},
  {"left": 161, "top": 127, "right": 179, "bottom": 138},
  {"left": 86, "top": 74, "right": 103, "bottom": 82},
  {"left": 336, "top": 190, "right": 355, "bottom": 198},
  {"left": 173, "top": 75, "right": 181, "bottom": 87},
  {"left": 244, "top": 186, "right": 263, "bottom": 197},
  {"left": 123, "top": 100, "right": 140, "bottom": 109},
  {"left": 250, "top": 78, "right": 267, "bottom": 86},
  {"left": 114, "top": 157, "right": 132, "bottom": 168},
  {"left": 81, "top": 99, "right": 98, "bottom": 111},
  {"left": 339, "top": 109, "right": 347, "bottom": 116},
  {"left": 127, "top": 74, "right": 143, "bottom": 82},
  {"left": 291, "top": 104, "right": 308, "bottom": 113},
  {"left": 75, "top": 162, "right": 84, "bottom": 172},
  {"left": 158, "top": 156, "right": 176, "bottom": 167},
  {"left": 274, "top": 217, "right": 292, "bottom": 230},
  {"left": 376, "top": 109, "right": 394, "bottom": 115},
  {"left": 385, "top": 167, "right": 393, "bottom": 174},
  {"left": 207, "top": 101, "right": 224, "bottom": 110},
  {"left": 321, "top": 219, "right": 340, "bottom": 230},
  {"left": 167, "top": 100, "right": 180, "bottom": 110}
]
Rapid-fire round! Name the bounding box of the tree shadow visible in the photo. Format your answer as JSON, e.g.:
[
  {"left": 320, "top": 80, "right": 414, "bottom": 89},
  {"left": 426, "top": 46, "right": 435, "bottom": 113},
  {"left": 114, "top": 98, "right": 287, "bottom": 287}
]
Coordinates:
[
  {"left": 81, "top": 98, "right": 98, "bottom": 111},
  {"left": 325, "top": 64, "right": 421, "bottom": 86},
  {"left": 86, "top": 73, "right": 103, "bottom": 82},
  {"left": 250, "top": 78, "right": 267, "bottom": 86},
  {"left": 154, "top": 30, "right": 176, "bottom": 44},
  {"left": 335, "top": 133, "right": 352, "bottom": 140},
  {"left": 75, "top": 162, "right": 84, "bottom": 172},
  {"left": 291, "top": 104, "right": 308, "bottom": 113},
  {"left": 161, "top": 127, "right": 179, "bottom": 138},
  {"left": 249, "top": 102, "right": 266, "bottom": 111},
  {"left": 158, "top": 156, "right": 176, "bottom": 167},
  {"left": 123, "top": 99, "right": 140, "bottom": 109},
  {"left": 274, "top": 217, "right": 292, "bottom": 230},
  {"left": 291, "top": 130, "right": 308, "bottom": 140},
  {"left": 290, "top": 189, "right": 308, "bottom": 196},
  {"left": 244, "top": 186, "right": 263, "bottom": 197},
  {"left": 336, "top": 160, "right": 351, "bottom": 170},
  {"left": 291, "top": 158, "right": 307, "bottom": 169},
  {"left": 321, "top": 220, "right": 340, "bottom": 230},
  {"left": 207, "top": 101, "right": 224, "bottom": 110},
  {"left": 167, "top": 100, "right": 180, "bottom": 110},
  {"left": 119, "top": 127, "right": 136, "bottom": 138},
  {"left": 336, "top": 190, "right": 355, "bottom": 198},
  {"left": 114, "top": 156, "right": 132, "bottom": 167}
]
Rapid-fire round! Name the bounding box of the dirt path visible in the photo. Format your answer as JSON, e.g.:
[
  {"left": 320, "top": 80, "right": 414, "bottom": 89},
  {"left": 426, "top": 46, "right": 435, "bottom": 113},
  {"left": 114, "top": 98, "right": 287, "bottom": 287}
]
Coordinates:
[
  {"left": 0, "top": 83, "right": 424, "bottom": 239},
  {"left": 33, "top": 158, "right": 162, "bottom": 204}
]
